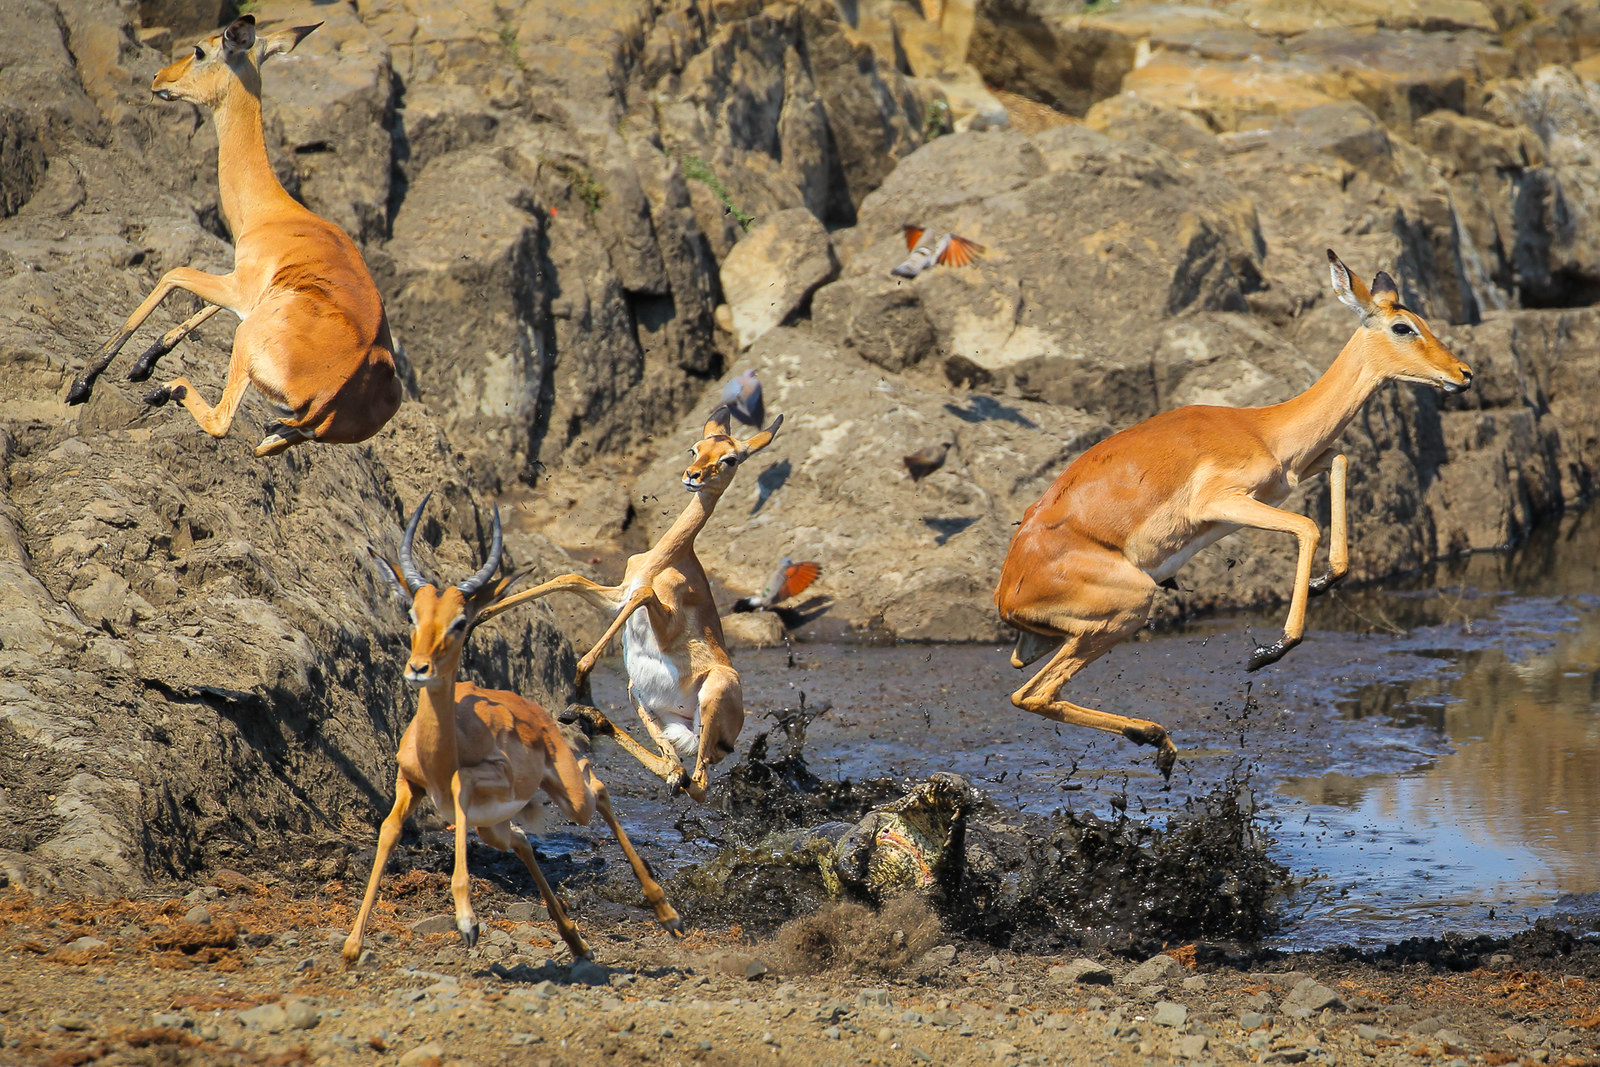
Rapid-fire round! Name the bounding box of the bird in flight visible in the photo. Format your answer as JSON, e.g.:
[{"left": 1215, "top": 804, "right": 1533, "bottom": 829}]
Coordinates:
[
  {"left": 903, "top": 441, "right": 952, "bottom": 482},
  {"left": 731, "top": 557, "right": 821, "bottom": 615},
  {"left": 719, "top": 369, "right": 764, "bottom": 428},
  {"left": 891, "top": 226, "right": 985, "bottom": 279}
]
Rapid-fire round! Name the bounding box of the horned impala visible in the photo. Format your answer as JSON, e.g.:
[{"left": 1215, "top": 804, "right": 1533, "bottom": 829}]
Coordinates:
[
  {"left": 343, "top": 496, "right": 683, "bottom": 965},
  {"left": 995, "top": 251, "right": 1473, "bottom": 777},
  {"left": 66, "top": 16, "right": 402, "bottom": 458},
  {"left": 476, "top": 408, "right": 783, "bottom": 801}
]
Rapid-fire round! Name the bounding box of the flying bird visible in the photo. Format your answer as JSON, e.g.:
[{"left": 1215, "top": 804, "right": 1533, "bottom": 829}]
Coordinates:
[
  {"left": 903, "top": 442, "right": 952, "bottom": 482},
  {"left": 719, "top": 369, "right": 764, "bottom": 428},
  {"left": 731, "top": 558, "right": 821, "bottom": 615},
  {"left": 891, "top": 226, "right": 985, "bottom": 279}
]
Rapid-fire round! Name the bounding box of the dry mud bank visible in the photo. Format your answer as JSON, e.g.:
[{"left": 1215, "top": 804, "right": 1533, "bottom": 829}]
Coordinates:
[{"left": 2, "top": 877, "right": 1598, "bottom": 1067}]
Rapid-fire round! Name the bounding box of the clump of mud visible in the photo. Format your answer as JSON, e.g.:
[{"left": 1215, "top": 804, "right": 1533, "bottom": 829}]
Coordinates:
[
  {"left": 667, "top": 704, "right": 1291, "bottom": 950},
  {"left": 951, "top": 783, "right": 1290, "bottom": 952},
  {"left": 774, "top": 895, "right": 943, "bottom": 977}
]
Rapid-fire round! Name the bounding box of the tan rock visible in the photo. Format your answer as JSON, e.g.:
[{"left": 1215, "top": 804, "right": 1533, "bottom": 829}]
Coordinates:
[{"left": 721, "top": 208, "right": 839, "bottom": 350}]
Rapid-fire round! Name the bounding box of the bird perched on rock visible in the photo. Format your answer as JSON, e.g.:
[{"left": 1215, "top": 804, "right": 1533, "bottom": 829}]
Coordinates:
[
  {"left": 891, "top": 226, "right": 985, "bottom": 279},
  {"left": 719, "top": 369, "right": 764, "bottom": 428},
  {"left": 903, "top": 442, "right": 952, "bottom": 482},
  {"left": 731, "top": 558, "right": 820, "bottom": 615}
]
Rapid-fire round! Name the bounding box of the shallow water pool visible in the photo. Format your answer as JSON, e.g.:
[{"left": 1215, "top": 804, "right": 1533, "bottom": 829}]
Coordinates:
[{"left": 586, "top": 507, "right": 1600, "bottom": 949}]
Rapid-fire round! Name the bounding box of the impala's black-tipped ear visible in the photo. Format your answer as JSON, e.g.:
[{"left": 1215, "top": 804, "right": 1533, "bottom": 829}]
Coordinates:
[
  {"left": 1327, "top": 249, "right": 1375, "bottom": 316},
  {"left": 704, "top": 405, "right": 733, "bottom": 439},
  {"left": 741, "top": 413, "right": 783, "bottom": 456},
  {"left": 1370, "top": 270, "right": 1399, "bottom": 305},
  {"left": 263, "top": 22, "right": 321, "bottom": 61},
  {"left": 366, "top": 546, "right": 413, "bottom": 602},
  {"left": 222, "top": 15, "right": 257, "bottom": 56}
]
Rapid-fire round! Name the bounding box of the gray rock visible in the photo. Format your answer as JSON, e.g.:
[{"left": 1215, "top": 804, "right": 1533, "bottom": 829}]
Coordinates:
[
  {"left": 504, "top": 901, "right": 549, "bottom": 923},
  {"left": 721, "top": 208, "right": 838, "bottom": 350},
  {"left": 150, "top": 1013, "right": 189, "bottom": 1030},
  {"left": 1120, "top": 954, "right": 1186, "bottom": 987},
  {"left": 920, "top": 944, "right": 958, "bottom": 969},
  {"left": 236, "top": 1004, "right": 288, "bottom": 1031},
  {"left": 1487, "top": 954, "right": 1515, "bottom": 971},
  {"left": 569, "top": 959, "right": 610, "bottom": 986},
  {"left": 1240, "top": 1011, "right": 1267, "bottom": 1030},
  {"left": 1153, "top": 1001, "right": 1188, "bottom": 1027},
  {"left": 1280, "top": 977, "right": 1347, "bottom": 1018},
  {"left": 1355, "top": 1024, "right": 1395, "bottom": 1041},
  {"left": 182, "top": 905, "right": 212, "bottom": 926},
  {"left": 1174, "top": 1033, "right": 1210, "bottom": 1058},
  {"left": 54, "top": 1016, "right": 91, "bottom": 1032},
  {"left": 67, "top": 936, "right": 108, "bottom": 951},
  {"left": 409, "top": 914, "right": 458, "bottom": 938},
  {"left": 1049, "top": 959, "right": 1114, "bottom": 986},
  {"left": 857, "top": 988, "right": 893, "bottom": 1009},
  {"left": 282, "top": 1001, "right": 320, "bottom": 1030}
]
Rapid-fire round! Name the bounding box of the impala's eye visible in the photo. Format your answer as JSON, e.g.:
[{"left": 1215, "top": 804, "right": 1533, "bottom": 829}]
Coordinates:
[
  {"left": 193, "top": 45, "right": 205, "bottom": 60},
  {"left": 448, "top": 616, "right": 467, "bottom": 634},
  {"left": 1391, "top": 321, "right": 1415, "bottom": 337}
]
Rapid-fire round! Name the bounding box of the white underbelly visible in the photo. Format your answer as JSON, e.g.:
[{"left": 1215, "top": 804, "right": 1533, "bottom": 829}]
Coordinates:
[
  {"left": 622, "top": 604, "right": 699, "bottom": 758},
  {"left": 1144, "top": 523, "right": 1241, "bottom": 584}
]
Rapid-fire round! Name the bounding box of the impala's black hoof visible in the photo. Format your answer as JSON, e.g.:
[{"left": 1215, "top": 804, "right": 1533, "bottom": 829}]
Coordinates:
[
  {"left": 127, "top": 342, "right": 171, "bottom": 382},
  {"left": 1247, "top": 641, "right": 1290, "bottom": 672},
  {"left": 1309, "top": 571, "right": 1347, "bottom": 596},
  {"left": 66, "top": 379, "right": 93, "bottom": 405},
  {"left": 145, "top": 385, "right": 172, "bottom": 406},
  {"left": 458, "top": 919, "right": 479, "bottom": 949}
]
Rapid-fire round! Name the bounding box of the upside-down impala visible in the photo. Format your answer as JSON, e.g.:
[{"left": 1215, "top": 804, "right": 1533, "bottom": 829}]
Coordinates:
[
  {"left": 995, "top": 251, "right": 1473, "bottom": 777},
  {"left": 67, "top": 17, "right": 401, "bottom": 458},
  {"left": 343, "top": 497, "right": 682, "bottom": 965},
  {"left": 476, "top": 408, "right": 783, "bottom": 801}
]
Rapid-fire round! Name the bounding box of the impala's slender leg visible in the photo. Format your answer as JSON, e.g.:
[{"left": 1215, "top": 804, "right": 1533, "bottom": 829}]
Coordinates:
[
  {"left": 70, "top": 267, "right": 242, "bottom": 403},
  {"left": 685, "top": 666, "right": 743, "bottom": 802},
  {"left": 1309, "top": 453, "right": 1349, "bottom": 595},
  {"left": 474, "top": 574, "right": 624, "bottom": 629},
  {"left": 448, "top": 770, "right": 479, "bottom": 948},
  {"left": 570, "top": 704, "right": 685, "bottom": 783},
  {"left": 573, "top": 586, "right": 656, "bottom": 686},
  {"left": 1202, "top": 494, "right": 1321, "bottom": 671},
  {"left": 127, "top": 303, "right": 224, "bottom": 382},
  {"left": 150, "top": 316, "right": 267, "bottom": 438},
  {"left": 343, "top": 775, "right": 419, "bottom": 966},
  {"left": 1005, "top": 550, "right": 1176, "bottom": 776},
  {"left": 587, "top": 769, "right": 683, "bottom": 935},
  {"left": 478, "top": 821, "right": 592, "bottom": 961}
]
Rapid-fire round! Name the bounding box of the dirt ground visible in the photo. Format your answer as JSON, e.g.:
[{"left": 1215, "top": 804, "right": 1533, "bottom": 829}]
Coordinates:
[{"left": 3, "top": 862, "right": 1598, "bottom": 1067}]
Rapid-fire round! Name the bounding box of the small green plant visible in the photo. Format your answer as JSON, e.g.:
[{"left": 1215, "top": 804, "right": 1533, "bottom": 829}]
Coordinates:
[
  {"left": 540, "top": 156, "right": 605, "bottom": 215},
  {"left": 497, "top": 23, "right": 526, "bottom": 72},
  {"left": 233, "top": 0, "right": 260, "bottom": 14},
  {"left": 922, "top": 98, "right": 952, "bottom": 141},
  {"left": 675, "top": 150, "right": 754, "bottom": 230}
]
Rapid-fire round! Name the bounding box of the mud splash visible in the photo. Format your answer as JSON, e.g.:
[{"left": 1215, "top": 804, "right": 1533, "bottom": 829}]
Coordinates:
[{"left": 664, "top": 705, "right": 1290, "bottom": 948}]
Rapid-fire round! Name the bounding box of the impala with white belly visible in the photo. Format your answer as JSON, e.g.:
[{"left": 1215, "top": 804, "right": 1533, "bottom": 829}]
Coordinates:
[{"left": 478, "top": 408, "right": 783, "bottom": 801}]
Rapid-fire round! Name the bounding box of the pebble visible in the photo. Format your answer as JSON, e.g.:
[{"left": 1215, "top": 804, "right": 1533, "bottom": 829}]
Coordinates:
[
  {"left": 569, "top": 959, "right": 609, "bottom": 986},
  {"left": 1174, "top": 1033, "right": 1209, "bottom": 1058},
  {"left": 857, "top": 988, "right": 892, "bottom": 1009},
  {"left": 283, "top": 1001, "right": 320, "bottom": 1030},
  {"left": 698, "top": 1040, "right": 712, "bottom": 1051},
  {"left": 408, "top": 914, "right": 457, "bottom": 937},
  {"left": 1281, "top": 978, "right": 1347, "bottom": 1018},
  {"left": 1240, "top": 1010, "right": 1267, "bottom": 1030},
  {"left": 982, "top": 954, "right": 1006, "bottom": 974},
  {"left": 183, "top": 887, "right": 221, "bottom": 905},
  {"left": 55, "top": 1016, "right": 92, "bottom": 1032},
  {"left": 183, "top": 905, "right": 212, "bottom": 925},
  {"left": 294, "top": 956, "right": 316, "bottom": 972},
  {"left": 151, "top": 1013, "right": 189, "bottom": 1030},
  {"left": 67, "top": 936, "right": 109, "bottom": 952},
  {"left": 1356, "top": 1023, "right": 1394, "bottom": 1041},
  {"left": 876, "top": 1027, "right": 894, "bottom": 1042},
  {"left": 504, "top": 901, "right": 549, "bottom": 922},
  {"left": 824, "top": 1026, "right": 841, "bottom": 1040},
  {"left": 921, "top": 944, "right": 958, "bottom": 968},
  {"left": 1180, "top": 974, "right": 1207, "bottom": 991},
  {"left": 1119, "top": 954, "right": 1184, "bottom": 987},
  {"left": 1049, "top": 958, "right": 1113, "bottom": 986},
  {"left": 1487, "top": 953, "right": 1515, "bottom": 971},
  {"left": 1153, "top": 1001, "right": 1188, "bottom": 1027},
  {"left": 658, "top": 1026, "right": 673, "bottom": 1038},
  {"left": 236, "top": 1004, "right": 287, "bottom": 1031},
  {"left": 397, "top": 1042, "right": 445, "bottom": 1067}
]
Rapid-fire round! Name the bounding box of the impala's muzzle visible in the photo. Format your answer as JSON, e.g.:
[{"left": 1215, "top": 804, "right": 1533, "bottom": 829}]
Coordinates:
[{"left": 404, "top": 661, "right": 433, "bottom": 688}]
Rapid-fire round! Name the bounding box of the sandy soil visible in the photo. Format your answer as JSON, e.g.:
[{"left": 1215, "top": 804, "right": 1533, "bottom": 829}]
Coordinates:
[{"left": 3, "top": 867, "right": 1598, "bottom": 1067}]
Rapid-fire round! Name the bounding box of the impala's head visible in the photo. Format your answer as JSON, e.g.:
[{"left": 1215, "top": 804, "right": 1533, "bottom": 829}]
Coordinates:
[
  {"left": 682, "top": 407, "right": 784, "bottom": 495},
  {"left": 370, "top": 494, "right": 528, "bottom": 690},
  {"left": 152, "top": 16, "right": 320, "bottom": 108},
  {"left": 1328, "top": 249, "right": 1473, "bottom": 394}
]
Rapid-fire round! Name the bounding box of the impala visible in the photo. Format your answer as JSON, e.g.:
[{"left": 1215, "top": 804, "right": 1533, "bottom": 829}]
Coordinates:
[
  {"left": 67, "top": 16, "right": 401, "bottom": 458},
  {"left": 476, "top": 408, "right": 783, "bottom": 801},
  {"left": 995, "top": 251, "right": 1473, "bottom": 777},
  {"left": 343, "top": 496, "right": 682, "bottom": 965}
]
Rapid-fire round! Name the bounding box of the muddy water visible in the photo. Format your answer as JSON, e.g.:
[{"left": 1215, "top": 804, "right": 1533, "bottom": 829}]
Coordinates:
[{"left": 584, "top": 506, "right": 1600, "bottom": 949}]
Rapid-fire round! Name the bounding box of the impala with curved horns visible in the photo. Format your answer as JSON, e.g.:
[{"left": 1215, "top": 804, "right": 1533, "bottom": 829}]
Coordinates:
[
  {"left": 995, "top": 250, "right": 1473, "bottom": 777},
  {"left": 474, "top": 407, "right": 783, "bottom": 801},
  {"left": 343, "top": 495, "right": 682, "bottom": 965},
  {"left": 66, "top": 16, "right": 401, "bottom": 458}
]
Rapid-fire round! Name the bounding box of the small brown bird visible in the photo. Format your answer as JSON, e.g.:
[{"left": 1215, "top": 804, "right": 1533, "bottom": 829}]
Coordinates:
[
  {"left": 891, "top": 225, "right": 984, "bottom": 279},
  {"left": 903, "top": 442, "right": 952, "bottom": 482},
  {"left": 731, "top": 558, "right": 821, "bottom": 614}
]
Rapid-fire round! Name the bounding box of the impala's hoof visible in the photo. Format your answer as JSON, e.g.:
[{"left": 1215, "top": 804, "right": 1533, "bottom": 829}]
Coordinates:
[
  {"left": 1156, "top": 739, "right": 1178, "bottom": 780},
  {"left": 66, "top": 378, "right": 93, "bottom": 405},
  {"left": 127, "top": 343, "right": 169, "bottom": 382},
  {"left": 1247, "top": 640, "right": 1292, "bottom": 672},
  {"left": 145, "top": 384, "right": 185, "bottom": 406},
  {"left": 661, "top": 912, "right": 686, "bottom": 938},
  {"left": 457, "top": 919, "right": 479, "bottom": 949},
  {"left": 1309, "top": 571, "right": 1347, "bottom": 596}
]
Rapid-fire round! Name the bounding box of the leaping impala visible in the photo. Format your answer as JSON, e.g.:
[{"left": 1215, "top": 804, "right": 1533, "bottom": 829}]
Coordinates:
[
  {"left": 66, "top": 17, "right": 402, "bottom": 458},
  {"left": 343, "top": 496, "right": 683, "bottom": 966},
  {"left": 995, "top": 251, "right": 1473, "bottom": 777},
  {"left": 476, "top": 408, "right": 783, "bottom": 801}
]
